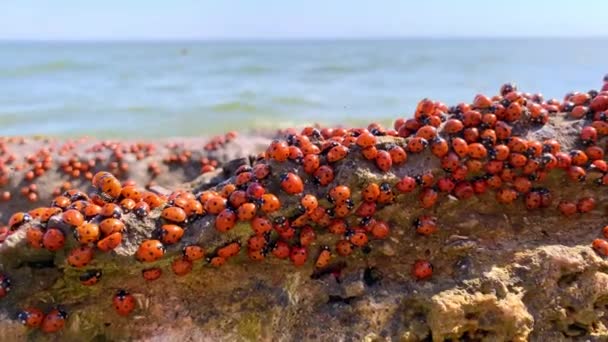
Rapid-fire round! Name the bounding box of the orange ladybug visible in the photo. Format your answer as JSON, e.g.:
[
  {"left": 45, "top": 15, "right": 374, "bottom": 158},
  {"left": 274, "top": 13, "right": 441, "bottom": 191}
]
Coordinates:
[
  {"left": 336, "top": 240, "right": 353, "bottom": 256},
  {"left": 142, "top": 267, "right": 162, "bottom": 281},
  {"left": 99, "top": 218, "right": 124, "bottom": 236},
  {"left": 113, "top": 290, "right": 135, "bottom": 316},
  {"left": 42, "top": 228, "right": 65, "bottom": 251},
  {"left": 183, "top": 245, "right": 205, "bottom": 262},
  {"left": 217, "top": 241, "right": 241, "bottom": 258},
  {"left": 171, "top": 257, "right": 193, "bottom": 276},
  {"left": 67, "top": 246, "right": 94, "bottom": 268},
  {"left": 97, "top": 232, "right": 123, "bottom": 252},
  {"left": 215, "top": 209, "right": 237, "bottom": 232},
  {"left": 315, "top": 246, "right": 332, "bottom": 268},
  {"left": 133, "top": 201, "right": 150, "bottom": 217},
  {"left": 136, "top": 239, "right": 165, "bottom": 262},
  {"left": 9, "top": 212, "right": 31, "bottom": 229},
  {"left": 375, "top": 150, "right": 393, "bottom": 172},
  {"left": 314, "top": 165, "right": 335, "bottom": 186},
  {"left": 160, "top": 224, "right": 184, "bottom": 244},
  {"left": 280, "top": 172, "right": 304, "bottom": 195},
  {"left": 75, "top": 223, "right": 101, "bottom": 244},
  {"left": 161, "top": 206, "right": 187, "bottom": 223}
]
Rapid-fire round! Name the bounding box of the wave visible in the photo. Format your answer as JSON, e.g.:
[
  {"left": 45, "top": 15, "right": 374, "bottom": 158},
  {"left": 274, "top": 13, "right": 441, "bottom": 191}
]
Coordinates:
[
  {"left": 273, "top": 96, "right": 320, "bottom": 106},
  {"left": 0, "top": 60, "right": 96, "bottom": 78},
  {"left": 209, "top": 101, "right": 262, "bottom": 114}
]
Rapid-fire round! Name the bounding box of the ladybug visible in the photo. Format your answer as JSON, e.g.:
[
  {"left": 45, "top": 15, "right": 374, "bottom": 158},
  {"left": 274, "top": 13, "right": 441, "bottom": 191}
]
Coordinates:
[
  {"left": 267, "top": 140, "right": 290, "bottom": 161},
  {"left": 280, "top": 172, "right": 304, "bottom": 195},
  {"left": 362, "top": 183, "right": 380, "bottom": 202},
  {"left": 113, "top": 290, "right": 136, "bottom": 316},
  {"left": 406, "top": 137, "right": 428, "bottom": 153},
  {"left": 328, "top": 185, "right": 351, "bottom": 205},
  {"left": 577, "top": 197, "right": 596, "bottom": 213},
  {"left": 299, "top": 226, "right": 316, "bottom": 247},
  {"left": 567, "top": 166, "right": 586, "bottom": 182},
  {"left": 217, "top": 241, "right": 241, "bottom": 258},
  {"left": 300, "top": 194, "right": 319, "bottom": 213},
  {"left": 246, "top": 183, "right": 266, "bottom": 200},
  {"left": 237, "top": 202, "right": 257, "bottom": 221},
  {"left": 419, "top": 188, "right": 438, "bottom": 208},
  {"left": 315, "top": 246, "right": 332, "bottom": 268},
  {"left": 67, "top": 246, "right": 94, "bottom": 268},
  {"left": 42, "top": 228, "right": 65, "bottom": 252},
  {"left": 593, "top": 239, "right": 608, "bottom": 256},
  {"left": 496, "top": 187, "right": 518, "bottom": 204},
  {"left": 0, "top": 273, "right": 11, "bottom": 298},
  {"left": 17, "top": 307, "right": 45, "bottom": 328},
  {"left": 356, "top": 131, "right": 377, "bottom": 148},
  {"left": 336, "top": 239, "right": 353, "bottom": 256},
  {"left": 375, "top": 150, "right": 393, "bottom": 172},
  {"left": 207, "top": 256, "right": 227, "bottom": 267},
  {"left": 468, "top": 143, "right": 487, "bottom": 159},
  {"left": 97, "top": 232, "right": 123, "bottom": 252},
  {"left": 444, "top": 119, "right": 464, "bottom": 134},
  {"left": 171, "top": 257, "right": 193, "bottom": 276},
  {"left": 251, "top": 217, "right": 272, "bottom": 235},
  {"left": 160, "top": 224, "right": 184, "bottom": 245},
  {"left": 260, "top": 194, "right": 281, "bottom": 213},
  {"left": 451, "top": 138, "right": 469, "bottom": 158},
  {"left": 142, "top": 267, "right": 162, "bottom": 281},
  {"left": 388, "top": 145, "right": 407, "bottom": 164},
  {"left": 302, "top": 154, "right": 321, "bottom": 174},
  {"left": 51, "top": 196, "right": 71, "bottom": 210},
  {"left": 26, "top": 226, "right": 45, "bottom": 248},
  {"left": 348, "top": 229, "right": 369, "bottom": 247},
  {"left": 248, "top": 234, "right": 267, "bottom": 251},
  {"left": 437, "top": 177, "right": 456, "bottom": 193},
  {"left": 414, "top": 216, "right": 438, "bottom": 236},
  {"left": 121, "top": 185, "right": 143, "bottom": 201},
  {"left": 412, "top": 260, "right": 433, "bottom": 280},
  {"left": 313, "top": 165, "right": 335, "bottom": 186},
  {"left": 41, "top": 308, "right": 68, "bottom": 333},
  {"left": 377, "top": 183, "right": 394, "bottom": 204},
  {"left": 119, "top": 198, "right": 136, "bottom": 213},
  {"left": 95, "top": 173, "right": 122, "bottom": 201},
  {"left": 430, "top": 137, "right": 449, "bottom": 158},
  {"left": 161, "top": 206, "right": 187, "bottom": 223},
  {"left": 371, "top": 220, "right": 390, "bottom": 239},
  {"left": 79, "top": 269, "right": 102, "bottom": 286},
  {"left": 327, "top": 145, "right": 349, "bottom": 163},
  {"left": 101, "top": 203, "right": 123, "bottom": 219},
  {"left": 271, "top": 241, "right": 290, "bottom": 259},
  {"left": 75, "top": 222, "right": 101, "bottom": 244},
  {"left": 328, "top": 219, "right": 348, "bottom": 235},
  {"left": 99, "top": 218, "right": 124, "bottom": 236},
  {"left": 252, "top": 163, "right": 271, "bottom": 180},
  {"left": 290, "top": 246, "right": 308, "bottom": 267},
  {"left": 215, "top": 209, "right": 237, "bottom": 232},
  {"left": 136, "top": 239, "right": 165, "bottom": 262},
  {"left": 84, "top": 203, "right": 103, "bottom": 218},
  {"left": 183, "top": 245, "right": 205, "bottom": 262},
  {"left": 8, "top": 212, "right": 31, "bottom": 229},
  {"left": 558, "top": 201, "right": 577, "bottom": 217}
]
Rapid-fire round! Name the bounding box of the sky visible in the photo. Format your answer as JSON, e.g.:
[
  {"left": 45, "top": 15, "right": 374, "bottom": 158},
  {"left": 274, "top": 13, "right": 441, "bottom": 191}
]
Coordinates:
[{"left": 1, "top": 0, "right": 607, "bottom": 40}]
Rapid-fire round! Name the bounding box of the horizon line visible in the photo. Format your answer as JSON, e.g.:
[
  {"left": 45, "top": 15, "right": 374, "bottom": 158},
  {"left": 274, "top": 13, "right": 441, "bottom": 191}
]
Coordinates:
[{"left": 1, "top": 35, "right": 607, "bottom": 43}]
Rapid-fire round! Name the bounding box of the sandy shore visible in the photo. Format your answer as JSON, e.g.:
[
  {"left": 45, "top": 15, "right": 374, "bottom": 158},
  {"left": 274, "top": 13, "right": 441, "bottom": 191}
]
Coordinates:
[{"left": 0, "top": 134, "right": 273, "bottom": 226}]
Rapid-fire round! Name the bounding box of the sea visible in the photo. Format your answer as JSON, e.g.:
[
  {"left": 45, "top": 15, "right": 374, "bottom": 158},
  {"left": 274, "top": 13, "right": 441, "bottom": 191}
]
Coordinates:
[{"left": 0, "top": 38, "right": 606, "bottom": 138}]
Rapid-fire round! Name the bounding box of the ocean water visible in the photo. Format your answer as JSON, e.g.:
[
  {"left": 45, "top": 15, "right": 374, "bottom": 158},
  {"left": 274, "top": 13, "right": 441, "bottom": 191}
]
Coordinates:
[{"left": 0, "top": 39, "right": 606, "bottom": 138}]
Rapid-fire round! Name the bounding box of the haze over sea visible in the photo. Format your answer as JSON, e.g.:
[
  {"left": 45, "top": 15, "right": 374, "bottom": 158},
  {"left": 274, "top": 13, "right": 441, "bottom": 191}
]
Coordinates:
[{"left": 0, "top": 38, "right": 606, "bottom": 138}]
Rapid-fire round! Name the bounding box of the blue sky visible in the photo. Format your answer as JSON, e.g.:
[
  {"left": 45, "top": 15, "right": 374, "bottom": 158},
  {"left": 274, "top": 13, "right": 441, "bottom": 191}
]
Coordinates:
[{"left": 1, "top": 0, "right": 607, "bottom": 40}]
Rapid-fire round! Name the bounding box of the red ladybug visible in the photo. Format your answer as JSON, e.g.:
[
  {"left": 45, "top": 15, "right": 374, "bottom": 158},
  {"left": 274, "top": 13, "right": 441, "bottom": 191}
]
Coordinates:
[
  {"left": 290, "top": 246, "right": 308, "bottom": 266},
  {"left": 412, "top": 260, "right": 433, "bottom": 280},
  {"left": 113, "top": 290, "right": 136, "bottom": 316},
  {"left": 41, "top": 308, "right": 68, "bottom": 333},
  {"left": 414, "top": 216, "right": 438, "bottom": 236},
  {"left": 18, "top": 307, "right": 45, "bottom": 328},
  {"left": 79, "top": 269, "right": 102, "bottom": 286}
]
